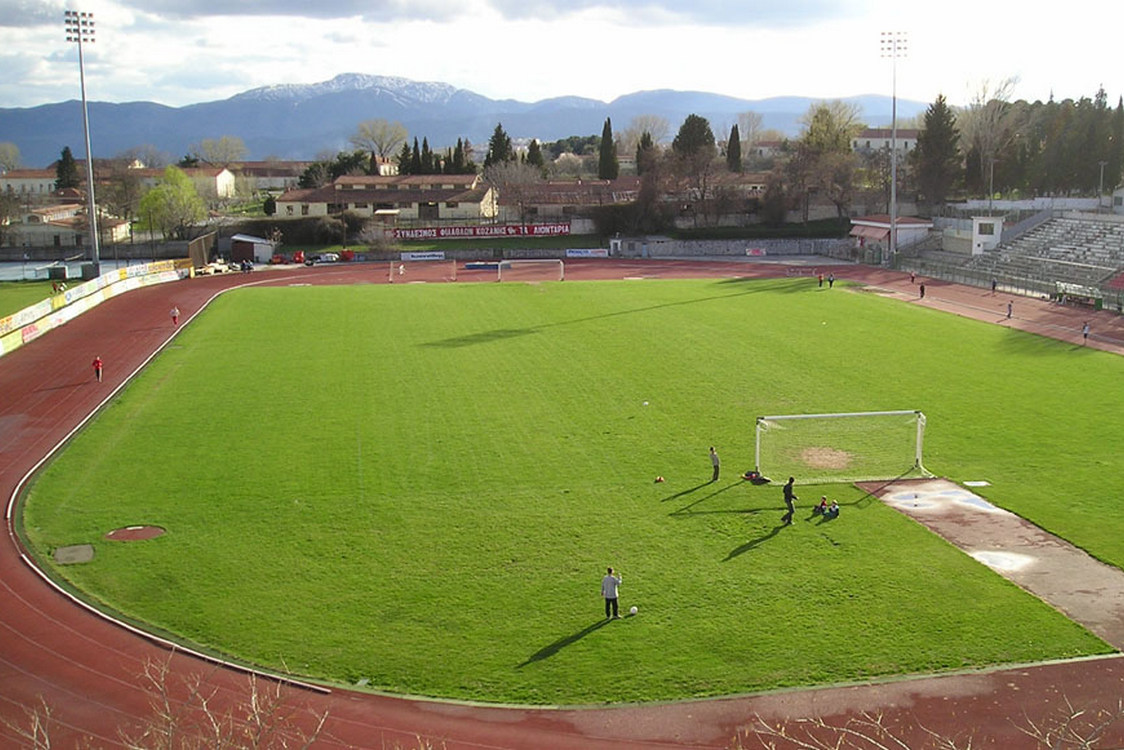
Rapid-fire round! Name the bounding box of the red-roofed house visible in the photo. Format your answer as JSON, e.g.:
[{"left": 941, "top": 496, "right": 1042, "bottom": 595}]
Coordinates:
[{"left": 276, "top": 174, "right": 495, "bottom": 222}]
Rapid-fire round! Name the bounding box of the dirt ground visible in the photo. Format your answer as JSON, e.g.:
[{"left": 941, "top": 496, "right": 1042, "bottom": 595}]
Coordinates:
[{"left": 3, "top": 259, "right": 1124, "bottom": 749}]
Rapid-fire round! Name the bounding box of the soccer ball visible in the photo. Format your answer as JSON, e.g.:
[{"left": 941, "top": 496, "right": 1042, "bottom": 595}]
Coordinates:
[
  {"left": 642, "top": 401, "right": 649, "bottom": 406},
  {"left": 630, "top": 605, "right": 638, "bottom": 615}
]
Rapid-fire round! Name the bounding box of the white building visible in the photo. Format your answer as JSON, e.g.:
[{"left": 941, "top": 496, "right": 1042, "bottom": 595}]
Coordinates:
[{"left": 852, "top": 128, "right": 919, "bottom": 155}]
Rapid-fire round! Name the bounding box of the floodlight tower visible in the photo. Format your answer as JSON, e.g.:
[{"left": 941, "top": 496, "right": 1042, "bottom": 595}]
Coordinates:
[
  {"left": 880, "top": 31, "right": 907, "bottom": 266},
  {"left": 65, "top": 9, "right": 100, "bottom": 272}
]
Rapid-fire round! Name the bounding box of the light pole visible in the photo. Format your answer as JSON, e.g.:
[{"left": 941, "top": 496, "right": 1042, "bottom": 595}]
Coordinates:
[
  {"left": 988, "top": 158, "right": 998, "bottom": 213},
  {"left": 64, "top": 9, "right": 100, "bottom": 273},
  {"left": 1099, "top": 160, "right": 1108, "bottom": 209},
  {"left": 881, "top": 31, "right": 907, "bottom": 266}
]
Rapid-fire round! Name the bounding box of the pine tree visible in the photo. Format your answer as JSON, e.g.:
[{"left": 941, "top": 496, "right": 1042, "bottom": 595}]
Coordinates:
[
  {"left": 525, "top": 139, "right": 545, "bottom": 174},
  {"left": 598, "top": 118, "right": 619, "bottom": 180},
  {"left": 484, "top": 123, "right": 513, "bottom": 168},
  {"left": 55, "top": 146, "right": 80, "bottom": 191},
  {"left": 915, "top": 94, "right": 962, "bottom": 207},
  {"left": 397, "top": 141, "right": 413, "bottom": 175},
  {"left": 410, "top": 138, "right": 422, "bottom": 174},
  {"left": 420, "top": 137, "right": 434, "bottom": 174},
  {"left": 727, "top": 124, "right": 742, "bottom": 172}
]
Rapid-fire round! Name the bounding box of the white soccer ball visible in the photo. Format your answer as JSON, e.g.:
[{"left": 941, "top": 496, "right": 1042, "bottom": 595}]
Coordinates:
[
  {"left": 642, "top": 401, "right": 649, "bottom": 406},
  {"left": 630, "top": 605, "right": 638, "bottom": 615}
]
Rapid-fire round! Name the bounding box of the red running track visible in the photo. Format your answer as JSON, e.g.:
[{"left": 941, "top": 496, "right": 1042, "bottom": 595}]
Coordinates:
[{"left": 3, "top": 260, "right": 1124, "bottom": 749}]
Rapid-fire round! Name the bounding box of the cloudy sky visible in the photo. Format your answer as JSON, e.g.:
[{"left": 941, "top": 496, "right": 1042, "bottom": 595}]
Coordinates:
[{"left": 1, "top": 0, "right": 1119, "bottom": 110}]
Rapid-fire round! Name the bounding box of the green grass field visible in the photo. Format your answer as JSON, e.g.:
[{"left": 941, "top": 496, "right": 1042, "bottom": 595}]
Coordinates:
[
  {"left": 0, "top": 280, "right": 56, "bottom": 318},
  {"left": 21, "top": 277, "right": 1123, "bottom": 704}
]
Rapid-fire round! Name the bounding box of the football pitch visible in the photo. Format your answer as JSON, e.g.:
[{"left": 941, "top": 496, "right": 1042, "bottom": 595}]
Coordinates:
[{"left": 21, "top": 277, "right": 1124, "bottom": 704}]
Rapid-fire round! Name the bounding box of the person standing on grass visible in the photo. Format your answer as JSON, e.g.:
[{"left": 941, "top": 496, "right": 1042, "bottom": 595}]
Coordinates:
[
  {"left": 170, "top": 306, "right": 180, "bottom": 326},
  {"left": 782, "top": 476, "right": 797, "bottom": 525},
  {"left": 601, "top": 567, "right": 622, "bottom": 620},
  {"left": 91, "top": 356, "right": 103, "bottom": 383},
  {"left": 709, "top": 446, "right": 720, "bottom": 482},
  {"left": 1083, "top": 321, "right": 1090, "bottom": 344},
  {"left": 828, "top": 272, "right": 835, "bottom": 288}
]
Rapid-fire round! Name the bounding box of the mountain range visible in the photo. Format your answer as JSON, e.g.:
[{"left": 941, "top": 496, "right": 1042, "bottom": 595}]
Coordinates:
[{"left": 0, "top": 73, "right": 929, "bottom": 168}]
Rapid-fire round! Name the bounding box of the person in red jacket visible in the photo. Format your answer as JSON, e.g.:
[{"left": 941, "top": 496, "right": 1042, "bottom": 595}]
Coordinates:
[{"left": 92, "top": 356, "right": 103, "bottom": 382}]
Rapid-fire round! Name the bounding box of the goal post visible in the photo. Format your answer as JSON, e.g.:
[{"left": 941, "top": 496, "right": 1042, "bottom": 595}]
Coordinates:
[
  {"left": 497, "top": 258, "right": 564, "bottom": 282},
  {"left": 755, "top": 410, "right": 928, "bottom": 484},
  {"left": 388, "top": 259, "right": 458, "bottom": 283}
]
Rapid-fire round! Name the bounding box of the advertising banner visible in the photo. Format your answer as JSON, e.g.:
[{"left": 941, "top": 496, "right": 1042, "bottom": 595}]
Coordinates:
[{"left": 393, "top": 223, "right": 570, "bottom": 240}]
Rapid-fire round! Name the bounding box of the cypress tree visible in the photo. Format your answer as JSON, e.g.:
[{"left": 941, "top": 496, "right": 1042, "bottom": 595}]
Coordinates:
[
  {"left": 452, "top": 139, "right": 466, "bottom": 173},
  {"left": 410, "top": 138, "right": 422, "bottom": 174},
  {"left": 727, "top": 123, "right": 743, "bottom": 172},
  {"left": 598, "top": 118, "right": 619, "bottom": 179}
]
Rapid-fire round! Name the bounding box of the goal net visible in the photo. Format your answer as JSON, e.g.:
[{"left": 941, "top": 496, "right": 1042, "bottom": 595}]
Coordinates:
[
  {"left": 388, "top": 259, "right": 458, "bottom": 283},
  {"left": 497, "top": 259, "right": 564, "bottom": 282},
  {"left": 755, "top": 410, "right": 928, "bottom": 484}
]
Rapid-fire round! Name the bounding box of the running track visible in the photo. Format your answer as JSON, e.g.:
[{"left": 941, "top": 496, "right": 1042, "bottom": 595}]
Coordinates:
[{"left": 3, "top": 259, "right": 1124, "bottom": 749}]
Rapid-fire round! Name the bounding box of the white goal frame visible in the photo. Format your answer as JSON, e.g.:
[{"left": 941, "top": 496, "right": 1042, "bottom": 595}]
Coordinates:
[
  {"left": 388, "top": 259, "right": 458, "bottom": 283},
  {"left": 497, "top": 258, "right": 565, "bottom": 282},
  {"left": 755, "top": 410, "right": 928, "bottom": 484}
]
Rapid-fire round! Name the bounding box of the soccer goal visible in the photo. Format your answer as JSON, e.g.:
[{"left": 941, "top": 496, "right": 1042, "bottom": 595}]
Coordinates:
[
  {"left": 497, "top": 258, "right": 565, "bottom": 282},
  {"left": 388, "top": 259, "right": 458, "bottom": 283},
  {"left": 755, "top": 410, "right": 929, "bottom": 484}
]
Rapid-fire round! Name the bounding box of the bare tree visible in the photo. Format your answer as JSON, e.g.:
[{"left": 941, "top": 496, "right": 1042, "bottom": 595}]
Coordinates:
[
  {"left": 737, "top": 111, "right": 764, "bottom": 150},
  {"left": 619, "top": 114, "right": 671, "bottom": 155},
  {"left": 0, "top": 141, "right": 21, "bottom": 172},
  {"left": 117, "top": 658, "right": 329, "bottom": 750},
  {"left": 0, "top": 695, "right": 54, "bottom": 749},
  {"left": 957, "top": 77, "right": 1020, "bottom": 191},
  {"left": 190, "top": 136, "right": 248, "bottom": 169},
  {"left": 484, "top": 160, "right": 543, "bottom": 222},
  {"left": 117, "top": 144, "right": 172, "bottom": 169},
  {"left": 350, "top": 119, "right": 409, "bottom": 164}
]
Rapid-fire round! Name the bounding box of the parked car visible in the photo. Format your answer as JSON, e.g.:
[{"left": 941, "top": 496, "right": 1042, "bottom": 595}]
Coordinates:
[{"left": 304, "top": 252, "right": 340, "bottom": 266}]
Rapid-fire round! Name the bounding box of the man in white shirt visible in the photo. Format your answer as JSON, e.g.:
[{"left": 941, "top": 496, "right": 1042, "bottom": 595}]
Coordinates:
[{"left": 601, "top": 567, "right": 622, "bottom": 620}]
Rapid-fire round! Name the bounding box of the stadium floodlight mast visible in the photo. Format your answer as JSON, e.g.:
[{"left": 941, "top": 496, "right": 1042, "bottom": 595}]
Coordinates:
[
  {"left": 880, "top": 31, "right": 908, "bottom": 267},
  {"left": 64, "top": 9, "right": 100, "bottom": 272}
]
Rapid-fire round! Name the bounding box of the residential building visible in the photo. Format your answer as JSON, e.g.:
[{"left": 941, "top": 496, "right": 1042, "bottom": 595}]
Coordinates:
[
  {"left": 232, "top": 161, "right": 314, "bottom": 193},
  {"left": 498, "top": 177, "right": 641, "bottom": 222},
  {"left": 6, "top": 203, "right": 130, "bottom": 247},
  {"left": 851, "top": 128, "right": 919, "bottom": 155},
  {"left": 1, "top": 169, "right": 57, "bottom": 198},
  {"left": 276, "top": 174, "right": 495, "bottom": 222}
]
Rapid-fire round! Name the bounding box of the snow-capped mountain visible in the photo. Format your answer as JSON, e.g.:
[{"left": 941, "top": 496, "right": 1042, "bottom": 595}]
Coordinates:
[{"left": 0, "top": 73, "right": 927, "bottom": 167}]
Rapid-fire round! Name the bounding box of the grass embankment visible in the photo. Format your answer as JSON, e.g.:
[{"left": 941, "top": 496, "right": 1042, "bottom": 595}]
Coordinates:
[
  {"left": 0, "top": 281, "right": 56, "bottom": 318},
  {"left": 23, "top": 278, "right": 1119, "bottom": 704}
]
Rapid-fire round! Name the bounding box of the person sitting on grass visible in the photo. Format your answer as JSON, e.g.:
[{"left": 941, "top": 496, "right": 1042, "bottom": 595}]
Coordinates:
[
  {"left": 813, "top": 496, "right": 828, "bottom": 515},
  {"left": 824, "top": 501, "right": 840, "bottom": 519}
]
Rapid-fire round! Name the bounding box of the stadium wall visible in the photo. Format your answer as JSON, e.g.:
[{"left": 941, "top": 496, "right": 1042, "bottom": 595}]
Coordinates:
[{"left": 0, "top": 260, "right": 189, "bottom": 359}]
